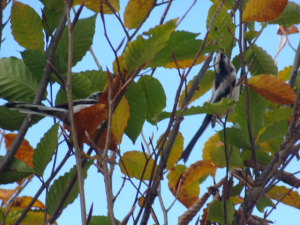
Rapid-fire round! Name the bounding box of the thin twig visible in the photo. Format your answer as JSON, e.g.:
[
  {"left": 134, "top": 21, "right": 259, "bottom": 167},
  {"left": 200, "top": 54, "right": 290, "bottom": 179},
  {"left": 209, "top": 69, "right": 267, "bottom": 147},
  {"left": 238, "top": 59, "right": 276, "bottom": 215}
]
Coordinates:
[
  {"left": 159, "top": 0, "right": 173, "bottom": 25},
  {"left": 289, "top": 41, "right": 300, "bottom": 88},
  {"left": 89, "top": 47, "right": 102, "bottom": 70},
  {"left": 158, "top": 182, "right": 168, "bottom": 225},
  {"left": 177, "top": 0, "right": 196, "bottom": 27},
  {"left": 64, "top": 1, "right": 87, "bottom": 224}
]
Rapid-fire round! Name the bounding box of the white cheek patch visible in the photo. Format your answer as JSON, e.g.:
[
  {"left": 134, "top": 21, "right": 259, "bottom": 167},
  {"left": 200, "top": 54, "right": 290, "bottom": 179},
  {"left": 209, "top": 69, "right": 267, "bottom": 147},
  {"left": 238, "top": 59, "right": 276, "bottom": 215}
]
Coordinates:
[{"left": 73, "top": 104, "right": 96, "bottom": 113}]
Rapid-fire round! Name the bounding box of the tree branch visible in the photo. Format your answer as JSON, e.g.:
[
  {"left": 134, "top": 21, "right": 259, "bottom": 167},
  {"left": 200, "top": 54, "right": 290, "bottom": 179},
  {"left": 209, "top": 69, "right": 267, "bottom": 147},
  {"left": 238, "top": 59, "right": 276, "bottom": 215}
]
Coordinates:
[{"left": 289, "top": 41, "right": 300, "bottom": 88}]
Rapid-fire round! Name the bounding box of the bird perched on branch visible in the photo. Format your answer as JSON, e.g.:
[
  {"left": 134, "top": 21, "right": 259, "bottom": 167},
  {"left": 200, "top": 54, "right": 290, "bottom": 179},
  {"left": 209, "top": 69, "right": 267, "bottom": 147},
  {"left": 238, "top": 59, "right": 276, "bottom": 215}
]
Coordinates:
[
  {"left": 4, "top": 92, "right": 103, "bottom": 127},
  {"left": 179, "top": 52, "right": 240, "bottom": 163}
]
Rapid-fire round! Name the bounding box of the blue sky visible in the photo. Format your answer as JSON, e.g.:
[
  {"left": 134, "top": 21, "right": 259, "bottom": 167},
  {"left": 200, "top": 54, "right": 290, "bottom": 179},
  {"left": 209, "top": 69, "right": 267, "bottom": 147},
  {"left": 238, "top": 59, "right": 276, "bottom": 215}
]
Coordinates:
[{"left": 1, "top": 0, "right": 300, "bottom": 224}]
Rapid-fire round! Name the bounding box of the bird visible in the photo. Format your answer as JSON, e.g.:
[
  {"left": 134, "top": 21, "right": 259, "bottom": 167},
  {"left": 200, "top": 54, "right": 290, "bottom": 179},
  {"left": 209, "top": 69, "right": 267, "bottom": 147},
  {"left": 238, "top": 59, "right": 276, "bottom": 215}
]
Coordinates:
[
  {"left": 179, "top": 52, "right": 240, "bottom": 163},
  {"left": 4, "top": 92, "right": 103, "bottom": 127}
]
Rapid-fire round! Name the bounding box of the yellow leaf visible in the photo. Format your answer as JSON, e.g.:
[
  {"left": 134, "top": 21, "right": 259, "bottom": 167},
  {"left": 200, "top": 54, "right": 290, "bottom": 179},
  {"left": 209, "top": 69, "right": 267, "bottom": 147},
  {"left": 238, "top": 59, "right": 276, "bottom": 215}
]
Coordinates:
[
  {"left": 112, "top": 96, "right": 130, "bottom": 144},
  {"left": 230, "top": 196, "right": 243, "bottom": 205},
  {"left": 202, "top": 133, "right": 224, "bottom": 160},
  {"left": 164, "top": 55, "right": 208, "bottom": 69},
  {"left": 112, "top": 55, "right": 127, "bottom": 77},
  {"left": 242, "top": 0, "right": 288, "bottom": 22},
  {"left": 248, "top": 74, "right": 295, "bottom": 105},
  {"left": 119, "top": 151, "right": 158, "bottom": 180},
  {"left": 12, "top": 196, "right": 45, "bottom": 209},
  {"left": 11, "top": 1, "right": 44, "bottom": 50},
  {"left": 167, "top": 165, "right": 199, "bottom": 208},
  {"left": 158, "top": 132, "right": 183, "bottom": 170},
  {"left": 278, "top": 65, "right": 292, "bottom": 82},
  {"left": 6, "top": 211, "right": 57, "bottom": 225},
  {"left": 268, "top": 185, "right": 300, "bottom": 209},
  {"left": 73, "top": 0, "right": 120, "bottom": 14},
  {"left": 124, "top": 0, "right": 155, "bottom": 29},
  {"left": 182, "top": 159, "right": 217, "bottom": 189}
]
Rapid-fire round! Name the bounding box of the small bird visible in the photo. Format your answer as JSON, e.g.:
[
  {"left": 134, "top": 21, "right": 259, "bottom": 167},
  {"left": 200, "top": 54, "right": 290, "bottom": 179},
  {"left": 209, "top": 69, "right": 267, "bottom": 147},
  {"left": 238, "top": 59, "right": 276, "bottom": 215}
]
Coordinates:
[
  {"left": 179, "top": 52, "right": 240, "bottom": 163},
  {"left": 4, "top": 92, "right": 103, "bottom": 127}
]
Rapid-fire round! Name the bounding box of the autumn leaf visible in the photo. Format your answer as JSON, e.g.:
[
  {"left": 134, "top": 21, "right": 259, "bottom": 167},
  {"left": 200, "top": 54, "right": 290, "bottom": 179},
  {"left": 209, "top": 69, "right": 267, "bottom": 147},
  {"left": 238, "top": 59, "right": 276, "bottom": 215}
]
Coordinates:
[
  {"left": 278, "top": 65, "right": 292, "bottom": 82},
  {"left": 163, "top": 55, "right": 208, "bottom": 69},
  {"left": 268, "top": 185, "right": 300, "bottom": 209},
  {"left": 277, "top": 25, "right": 299, "bottom": 35},
  {"left": 124, "top": 0, "right": 155, "bottom": 29},
  {"left": 180, "top": 159, "right": 217, "bottom": 189},
  {"left": 242, "top": 0, "right": 288, "bottom": 22},
  {"left": 167, "top": 165, "right": 199, "bottom": 208},
  {"left": 119, "top": 151, "right": 158, "bottom": 180},
  {"left": 4, "top": 133, "right": 33, "bottom": 168},
  {"left": 202, "top": 133, "right": 223, "bottom": 160},
  {"left": 111, "top": 96, "right": 130, "bottom": 144},
  {"left": 73, "top": 0, "right": 120, "bottom": 14},
  {"left": 248, "top": 74, "right": 295, "bottom": 105},
  {"left": 0, "top": 188, "right": 18, "bottom": 202},
  {"left": 11, "top": 196, "right": 45, "bottom": 209}
]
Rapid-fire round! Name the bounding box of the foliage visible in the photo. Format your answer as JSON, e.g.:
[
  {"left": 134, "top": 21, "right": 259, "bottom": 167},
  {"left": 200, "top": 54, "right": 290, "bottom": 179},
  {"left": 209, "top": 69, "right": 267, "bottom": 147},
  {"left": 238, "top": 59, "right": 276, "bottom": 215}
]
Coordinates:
[{"left": 1, "top": 0, "right": 300, "bottom": 224}]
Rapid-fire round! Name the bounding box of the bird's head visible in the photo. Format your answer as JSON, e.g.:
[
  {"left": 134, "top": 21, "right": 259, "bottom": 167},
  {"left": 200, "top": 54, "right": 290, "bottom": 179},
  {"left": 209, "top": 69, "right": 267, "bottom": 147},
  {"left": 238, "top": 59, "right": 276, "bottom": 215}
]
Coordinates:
[{"left": 214, "top": 52, "right": 236, "bottom": 76}]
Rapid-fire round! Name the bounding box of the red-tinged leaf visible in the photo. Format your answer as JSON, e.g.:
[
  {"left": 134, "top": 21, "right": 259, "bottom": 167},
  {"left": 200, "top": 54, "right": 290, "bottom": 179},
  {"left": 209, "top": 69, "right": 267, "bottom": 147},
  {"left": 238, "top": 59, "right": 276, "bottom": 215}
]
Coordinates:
[
  {"left": 11, "top": 196, "right": 45, "bottom": 209},
  {"left": 248, "top": 74, "right": 296, "bottom": 105},
  {"left": 277, "top": 25, "right": 299, "bottom": 35},
  {"left": 124, "top": 0, "right": 155, "bottom": 29},
  {"left": 200, "top": 207, "right": 208, "bottom": 225},
  {"left": 73, "top": 0, "right": 120, "bottom": 14},
  {"left": 119, "top": 151, "right": 158, "bottom": 180},
  {"left": 268, "top": 185, "right": 300, "bottom": 209},
  {"left": 242, "top": 0, "right": 288, "bottom": 22},
  {"left": 167, "top": 165, "right": 199, "bottom": 208},
  {"left": 4, "top": 133, "right": 33, "bottom": 168}
]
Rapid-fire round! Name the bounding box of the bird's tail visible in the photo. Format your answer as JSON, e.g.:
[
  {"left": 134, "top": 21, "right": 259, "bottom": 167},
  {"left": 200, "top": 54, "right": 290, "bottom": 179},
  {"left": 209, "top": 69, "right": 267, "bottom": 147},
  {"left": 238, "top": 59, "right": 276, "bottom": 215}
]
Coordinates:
[
  {"left": 180, "top": 114, "right": 212, "bottom": 163},
  {"left": 4, "top": 102, "right": 66, "bottom": 118}
]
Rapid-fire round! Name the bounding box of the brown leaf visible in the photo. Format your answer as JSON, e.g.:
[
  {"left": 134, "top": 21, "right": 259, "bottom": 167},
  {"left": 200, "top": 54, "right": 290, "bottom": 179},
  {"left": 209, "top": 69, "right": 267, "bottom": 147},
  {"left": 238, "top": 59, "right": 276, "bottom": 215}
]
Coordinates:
[
  {"left": 248, "top": 74, "right": 296, "bottom": 105},
  {"left": 4, "top": 133, "right": 33, "bottom": 168},
  {"left": 277, "top": 25, "right": 299, "bottom": 35},
  {"left": 242, "top": 0, "right": 288, "bottom": 22},
  {"left": 12, "top": 196, "right": 45, "bottom": 209}
]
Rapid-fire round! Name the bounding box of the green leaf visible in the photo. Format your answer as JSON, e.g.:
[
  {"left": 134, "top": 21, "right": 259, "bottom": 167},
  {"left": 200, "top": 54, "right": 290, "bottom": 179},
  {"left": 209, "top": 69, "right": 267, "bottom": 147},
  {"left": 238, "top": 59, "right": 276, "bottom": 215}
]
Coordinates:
[
  {"left": 203, "top": 97, "right": 236, "bottom": 116},
  {"left": 208, "top": 200, "right": 235, "bottom": 225},
  {"left": 264, "top": 107, "right": 292, "bottom": 127},
  {"left": 137, "top": 75, "right": 166, "bottom": 125},
  {"left": 125, "top": 81, "right": 146, "bottom": 143},
  {"left": 260, "top": 137, "right": 283, "bottom": 154},
  {"left": 147, "top": 31, "right": 219, "bottom": 68},
  {"left": 230, "top": 182, "right": 244, "bottom": 197},
  {"left": 123, "top": 18, "right": 178, "bottom": 73},
  {"left": 269, "top": 2, "right": 300, "bottom": 27},
  {"left": 207, "top": 2, "right": 235, "bottom": 54},
  {"left": 256, "top": 197, "right": 273, "bottom": 213},
  {"left": 219, "top": 127, "right": 251, "bottom": 150},
  {"left": 46, "top": 160, "right": 93, "bottom": 216},
  {"left": 11, "top": 1, "right": 44, "bottom": 50},
  {"left": 256, "top": 120, "right": 288, "bottom": 145},
  {"left": 89, "top": 216, "right": 120, "bottom": 225},
  {"left": 0, "top": 57, "right": 40, "bottom": 102},
  {"left": 234, "top": 88, "right": 269, "bottom": 140},
  {"left": 0, "top": 156, "right": 34, "bottom": 184},
  {"left": 21, "top": 49, "right": 67, "bottom": 81},
  {"left": 210, "top": 145, "right": 243, "bottom": 170},
  {"left": 241, "top": 149, "right": 272, "bottom": 165},
  {"left": 42, "top": 6, "right": 61, "bottom": 36},
  {"left": 39, "top": 0, "right": 64, "bottom": 12},
  {"left": 33, "top": 123, "right": 59, "bottom": 177},
  {"left": 83, "top": 70, "right": 108, "bottom": 92},
  {"left": 152, "top": 106, "right": 210, "bottom": 123},
  {"left": 56, "top": 14, "right": 96, "bottom": 66},
  {"left": 248, "top": 44, "right": 278, "bottom": 76},
  {"left": 244, "top": 30, "right": 260, "bottom": 43},
  {"left": 0, "top": 106, "right": 43, "bottom": 131}
]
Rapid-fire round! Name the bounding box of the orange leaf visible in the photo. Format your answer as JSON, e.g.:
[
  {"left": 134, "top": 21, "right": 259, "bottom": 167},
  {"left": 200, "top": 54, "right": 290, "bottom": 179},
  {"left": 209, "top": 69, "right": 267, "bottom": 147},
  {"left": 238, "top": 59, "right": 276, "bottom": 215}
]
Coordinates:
[
  {"left": 242, "top": 0, "right": 288, "bottom": 22},
  {"left": 200, "top": 207, "right": 208, "bottom": 225},
  {"left": 180, "top": 159, "right": 217, "bottom": 189},
  {"left": 248, "top": 74, "right": 295, "bottom": 105},
  {"left": 0, "top": 188, "right": 18, "bottom": 202},
  {"left": 268, "top": 185, "right": 300, "bottom": 209},
  {"left": 12, "top": 196, "right": 45, "bottom": 209},
  {"left": 277, "top": 25, "right": 299, "bottom": 35},
  {"left": 4, "top": 133, "right": 33, "bottom": 168},
  {"left": 167, "top": 165, "right": 199, "bottom": 208}
]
